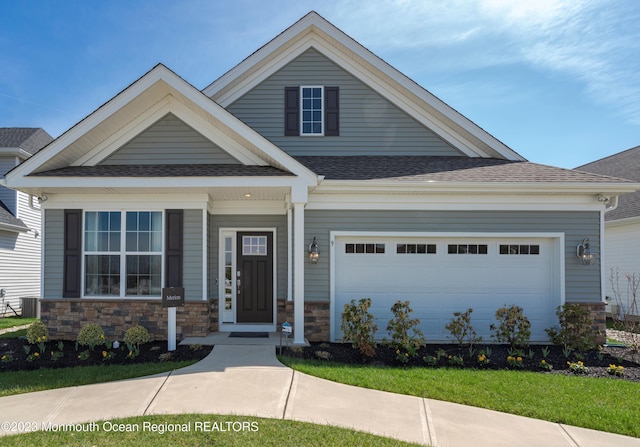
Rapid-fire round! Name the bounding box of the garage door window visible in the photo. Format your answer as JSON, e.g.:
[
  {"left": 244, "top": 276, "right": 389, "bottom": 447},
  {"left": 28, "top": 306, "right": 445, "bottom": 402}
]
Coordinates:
[
  {"left": 345, "top": 243, "right": 385, "bottom": 254},
  {"left": 448, "top": 244, "right": 488, "bottom": 254},
  {"left": 499, "top": 244, "right": 540, "bottom": 255},
  {"left": 397, "top": 244, "right": 436, "bottom": 254}
]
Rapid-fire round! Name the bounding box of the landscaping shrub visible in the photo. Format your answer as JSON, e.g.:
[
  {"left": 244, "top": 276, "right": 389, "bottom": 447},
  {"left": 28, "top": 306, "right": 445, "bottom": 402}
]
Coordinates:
[
  {"left": 77, "top": 323, "right": 105, "bottom": 351},
  {"left": 124, "top": 325, "right": 150, "bottom": 358},
  {"left": 25, "top": 320, "right": 48, "bottom": 345},
  {"left": 386, "top": 300, "right": 425, "bottom": 363},
  {"left": 445, "top": 308, "right": 482, "bottom": 346},
  {"left": 545, "top": 304, "right": 598, "bottom": 352},
  {"left": 341, "top": 298, "right": 377, "bottom": 357},
  {"left": 490, "top": 305, "right": 531, "bottom": 349}
]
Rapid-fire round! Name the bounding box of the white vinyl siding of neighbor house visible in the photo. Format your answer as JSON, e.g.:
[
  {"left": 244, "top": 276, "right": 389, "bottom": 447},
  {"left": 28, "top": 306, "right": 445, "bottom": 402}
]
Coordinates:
[
  {"left": 101, "top": 113, "right": 240, "bottom": 165},
  {"left": 0, "top": 158, "right": 18, "bottom": 214},
  {"left": 43, "top": 208, "right": 203, "bottom": 300},
  {"left": 208, "top": 214, "right": 288, "bottom": 299},
  {"left": 604, "top": 221, "right": 640, "bottom": 315},
  {"left": 0, "top": 191, "right": 41, "bottom": 310},
  {"left": 303, "top": 210, "right": 601, "bottom": 304},
  {"left": 225, "top": 48, "right": 463, "bottom": 157}
]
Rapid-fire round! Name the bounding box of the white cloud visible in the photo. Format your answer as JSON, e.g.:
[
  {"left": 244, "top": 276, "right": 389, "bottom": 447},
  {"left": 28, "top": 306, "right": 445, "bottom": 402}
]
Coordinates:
[{"left": 328, "top": 0, "right": 640, "bottom": 125}]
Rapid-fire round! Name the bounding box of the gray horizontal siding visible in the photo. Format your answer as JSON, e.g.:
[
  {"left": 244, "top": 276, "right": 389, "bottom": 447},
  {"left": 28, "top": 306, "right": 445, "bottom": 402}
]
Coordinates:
[
  {"left": 102, "top": 113, "right": 240, "bottom": 165},
  {"left": 183, "top": 209, "right": 203, "bottom": 301},
  {"left": 304, "top": 210, "right": 601, "bottom": 305},
  {"left": 43, "top": 209, "right": 64, "bottom": 299},
  {"left": 209, "top": 214, "right": 288, "bottom": 299},
  {"left": 227, "top": 48, "right": 461, "bottom": 157}
]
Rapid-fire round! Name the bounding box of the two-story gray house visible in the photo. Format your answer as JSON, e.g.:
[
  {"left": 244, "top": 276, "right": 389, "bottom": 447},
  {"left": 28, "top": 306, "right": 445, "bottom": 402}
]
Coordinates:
[
  {"left": 1, "top": 128, "right": 53, "bottom": 315},
  {"left": 5, "top": 12, "right": 637, "bottom": 344}
]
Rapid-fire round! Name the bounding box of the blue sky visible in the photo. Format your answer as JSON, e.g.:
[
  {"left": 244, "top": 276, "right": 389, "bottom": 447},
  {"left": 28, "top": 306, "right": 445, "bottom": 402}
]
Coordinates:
[{"left": 1, "top": 0, "right": 638, "bottom": 168}]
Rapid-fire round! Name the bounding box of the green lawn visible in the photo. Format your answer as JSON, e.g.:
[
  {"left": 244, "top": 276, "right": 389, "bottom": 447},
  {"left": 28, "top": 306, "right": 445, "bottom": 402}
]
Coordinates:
[
  {"left": 0, "top": 414, "right": 421, "bottom": 446},
  {"left": 0, "top": 317, "right": 37, "bottom": 330},
  {"left": 279, "top": 357, "right": 640, "bottom": 438},
  {"left": 0, "top": 329, "right": 27, "bottom": 339},
  {"left": 0, "top": 362, "right": 196, "bottom": 397}
]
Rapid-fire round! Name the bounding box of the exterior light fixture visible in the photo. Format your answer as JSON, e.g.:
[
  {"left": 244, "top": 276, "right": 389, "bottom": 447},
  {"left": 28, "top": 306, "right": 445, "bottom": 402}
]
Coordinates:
[
  {"left": 577, "top": 238, "right": 596, "bottom": 265},
  {"left": 308, "top": 237, "right": 320, "bottom": 264}
]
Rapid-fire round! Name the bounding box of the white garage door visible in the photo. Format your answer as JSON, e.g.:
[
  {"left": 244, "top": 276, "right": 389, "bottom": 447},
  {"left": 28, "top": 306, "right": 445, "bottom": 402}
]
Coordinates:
[{"left": 333, "top": 235, "right": 560, "bottom": 342}]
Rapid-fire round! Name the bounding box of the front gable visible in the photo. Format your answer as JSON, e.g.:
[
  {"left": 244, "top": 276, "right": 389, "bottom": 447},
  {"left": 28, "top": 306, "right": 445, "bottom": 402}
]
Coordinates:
[
  {"left": 205, "top": 12, "right": 525, "bottom": 161},
  {"left": 101, "top": 113, "right": 241, "bottom": 165},
  {"left": 6, "top": 64, "right": 318, "bottom": 196},
  {"left": 227, "top": 48, "right": 464, "bottom": 157}
]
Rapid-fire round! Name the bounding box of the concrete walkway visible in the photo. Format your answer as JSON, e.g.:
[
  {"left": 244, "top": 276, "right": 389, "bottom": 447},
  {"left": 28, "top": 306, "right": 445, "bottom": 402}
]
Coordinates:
[{"left": 0, "top": 345, "right": 639, "bottom": 446}]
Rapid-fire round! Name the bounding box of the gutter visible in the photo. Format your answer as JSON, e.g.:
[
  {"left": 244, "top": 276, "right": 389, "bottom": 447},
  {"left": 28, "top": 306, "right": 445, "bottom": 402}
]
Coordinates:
[
  {"left": 315, "top": 180, "right": 640, "bottom": 196},
  {"left": 0, "top": 222, "right": 29, "bottom": 233}
]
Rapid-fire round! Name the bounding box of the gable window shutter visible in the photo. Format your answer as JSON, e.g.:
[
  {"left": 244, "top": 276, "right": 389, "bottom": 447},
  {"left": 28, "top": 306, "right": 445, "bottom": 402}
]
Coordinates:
[
  {"left": 165, "top": 209, "right": 183, "bottom": 288},
  {"left": 284, "top": 87, "right": 300, "bottom": 136},
  {"left": 63, "top": 209, "right": 82, "bottom": 298},
  {"left": 324, "top": 86, "right": 339, "bottom": 136}
]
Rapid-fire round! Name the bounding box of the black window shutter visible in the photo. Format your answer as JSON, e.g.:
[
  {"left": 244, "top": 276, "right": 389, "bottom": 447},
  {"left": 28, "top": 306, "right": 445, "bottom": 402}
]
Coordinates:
[
  {"left": 165, "top": 209, "right": 183, "bottom": 288},
  {"left": 63, "top": 209, "right": 82, "bottom": 298},
  {"left": 284, "top": 86, "right": 300, "bottom": 136},
  {"left": 324, "top": 86, "right": 339, "bottom": 136}
]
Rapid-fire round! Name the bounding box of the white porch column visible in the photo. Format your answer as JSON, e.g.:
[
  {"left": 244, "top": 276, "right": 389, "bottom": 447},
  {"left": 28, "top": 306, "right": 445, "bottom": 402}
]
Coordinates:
[{"left": 293, "top": 202, "right": 305, "bottom": 345}]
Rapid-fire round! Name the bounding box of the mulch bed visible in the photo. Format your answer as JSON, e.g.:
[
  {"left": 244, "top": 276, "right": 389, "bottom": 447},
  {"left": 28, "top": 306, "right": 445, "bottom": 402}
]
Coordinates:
[
  {"left": 0, "top": 338, "right": 212, "bottom": 372},
  {"left": 282, "top": 343, "right": 640, "bottom": 382}
]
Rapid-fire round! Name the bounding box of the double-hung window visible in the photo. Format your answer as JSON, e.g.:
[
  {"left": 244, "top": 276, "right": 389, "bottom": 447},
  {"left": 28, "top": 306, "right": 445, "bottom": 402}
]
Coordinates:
[
  {"left": 84, "top": 211, "right": 162, "bottom": 297},
  {"left": 284, "top": 85, "right": 339, "bottom": 136},
  {"left": 301, "top": 86, "right": 323, "bottom": 135}
]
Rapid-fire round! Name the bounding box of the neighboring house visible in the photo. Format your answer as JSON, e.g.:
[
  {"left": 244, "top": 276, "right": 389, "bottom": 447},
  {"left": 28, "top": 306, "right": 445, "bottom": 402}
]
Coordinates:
[
  {"left": 0, "top": 128, "right": 53, "bottom": 315},
  {"left": 4, "top": 12, "right": 638, "bottom": 344},
  {"left": 577, "top": 146, "right": 640, "bottom": 317}
]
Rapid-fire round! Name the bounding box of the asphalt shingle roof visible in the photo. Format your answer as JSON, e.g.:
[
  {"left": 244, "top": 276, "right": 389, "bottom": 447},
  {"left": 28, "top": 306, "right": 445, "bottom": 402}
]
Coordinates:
[
  {"left": 576, "top": 146, "right": 640, "bottom": 221},
  {"left": 294, "top": 156, "right": 631, "bottom": 183},
  {"left": 29, "top": 164, "right": 294, "bottom": 177},
  {"left": 0, "top": 128, "right": 53, "bottom": 155},
  {"left": 0, "top": 200, "right": 27, "bottom": 231}
]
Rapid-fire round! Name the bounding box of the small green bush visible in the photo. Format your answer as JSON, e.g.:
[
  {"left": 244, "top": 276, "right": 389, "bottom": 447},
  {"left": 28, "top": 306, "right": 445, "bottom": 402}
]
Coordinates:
[
  {"left": 341, "top": 298, "right": 377, "bottom": 357},
  {"left": 77, "top": 323, "right": 105, "bottom": 351},
  {"left": 26, "top": 320, "right": 49, "bottom": 345},
  {"left": 124, "top": 325, "right": 150, "bottom": 358},
  {"left": 445, "top": 308, "right": 482, "bottom": 346},
  {"left": 386, "top": 300, "right": 425, "bottom": 361},
  {"left": 490, "top": 305, "right": 531, "bottom": 349},
  {"left": 545, "top": 304, "right": 598, "bottom": 352}
]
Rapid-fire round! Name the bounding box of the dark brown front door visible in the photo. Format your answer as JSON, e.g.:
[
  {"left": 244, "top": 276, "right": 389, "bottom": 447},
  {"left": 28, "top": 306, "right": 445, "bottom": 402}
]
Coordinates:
[{"left": 236, "top": 232, "right": 274, "bottom": 323}]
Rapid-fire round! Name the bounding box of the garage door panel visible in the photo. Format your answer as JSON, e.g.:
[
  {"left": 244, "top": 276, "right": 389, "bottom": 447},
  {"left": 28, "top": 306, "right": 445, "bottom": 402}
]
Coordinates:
[{"left": 334, "top": 236, "right": 559, "bottom": 342}]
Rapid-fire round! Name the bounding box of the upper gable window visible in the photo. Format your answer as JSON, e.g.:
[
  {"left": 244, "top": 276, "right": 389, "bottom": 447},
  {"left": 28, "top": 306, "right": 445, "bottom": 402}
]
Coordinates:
[
  {"left": 285, "top": 86, "right": 339, "bottom": 136},
  {"left": 301, "top": 86, "right": 323, "bottom": 135}
]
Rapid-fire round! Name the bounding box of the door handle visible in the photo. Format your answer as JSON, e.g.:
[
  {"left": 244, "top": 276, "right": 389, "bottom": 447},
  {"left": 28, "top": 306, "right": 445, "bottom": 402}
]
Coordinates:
[{"left": 236, "top": 279, "right": 241, "bottom": 294}]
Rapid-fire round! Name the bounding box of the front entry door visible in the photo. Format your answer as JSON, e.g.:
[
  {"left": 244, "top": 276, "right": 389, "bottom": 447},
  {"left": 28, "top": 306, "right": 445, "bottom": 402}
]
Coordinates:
[{"left": 236, "top": 232, "right": 274, "bottom": 323}]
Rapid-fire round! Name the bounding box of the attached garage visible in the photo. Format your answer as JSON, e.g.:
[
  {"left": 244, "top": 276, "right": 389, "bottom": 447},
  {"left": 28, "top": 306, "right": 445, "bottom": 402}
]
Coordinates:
[{"left": 330, "top": 232, "right": 564, "bottom": 343}]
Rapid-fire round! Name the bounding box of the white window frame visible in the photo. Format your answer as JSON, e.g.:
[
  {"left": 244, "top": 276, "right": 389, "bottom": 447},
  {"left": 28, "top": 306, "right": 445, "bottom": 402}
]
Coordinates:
[
  {"left": 300, "top": 85, "right": 324, "bottom": 136},
  {"left": 82, "top": 210, "right": 164, "bottom": 299}
]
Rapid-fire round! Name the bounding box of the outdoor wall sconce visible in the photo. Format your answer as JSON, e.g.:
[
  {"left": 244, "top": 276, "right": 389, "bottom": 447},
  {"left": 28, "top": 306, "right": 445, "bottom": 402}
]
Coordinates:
[
  {"left": 577, "top": 238, "right": 596, "bottom": 265},
  {"left": 308, "top": 237, "right": 320, "bottom": 264}
]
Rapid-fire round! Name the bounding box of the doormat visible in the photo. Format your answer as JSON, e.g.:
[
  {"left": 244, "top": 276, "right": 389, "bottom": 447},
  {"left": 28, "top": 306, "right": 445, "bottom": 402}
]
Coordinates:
[{"left": 229, "top": 332, "right": 269, "bottom": 338}]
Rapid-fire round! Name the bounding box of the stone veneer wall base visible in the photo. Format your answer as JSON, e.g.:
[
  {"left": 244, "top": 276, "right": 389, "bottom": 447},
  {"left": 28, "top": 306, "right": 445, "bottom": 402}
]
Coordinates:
[{"left": 40, "top": 299, "right": 210, "bottom": 341}]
